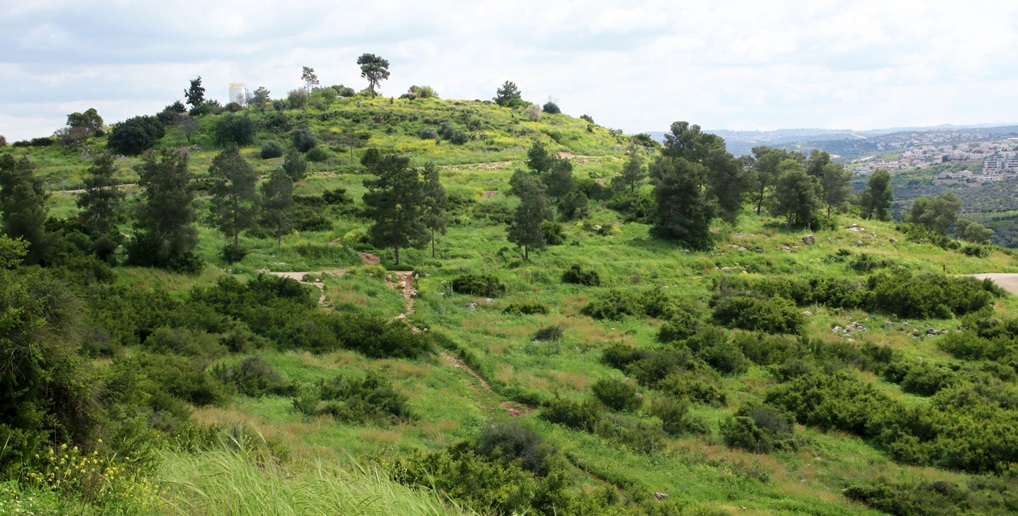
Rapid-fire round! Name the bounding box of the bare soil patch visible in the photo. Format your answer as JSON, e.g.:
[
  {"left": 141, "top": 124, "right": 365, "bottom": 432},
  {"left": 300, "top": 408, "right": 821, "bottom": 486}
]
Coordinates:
[{"left": 969, "top": 274, "right": 1018, "bottom": 295}]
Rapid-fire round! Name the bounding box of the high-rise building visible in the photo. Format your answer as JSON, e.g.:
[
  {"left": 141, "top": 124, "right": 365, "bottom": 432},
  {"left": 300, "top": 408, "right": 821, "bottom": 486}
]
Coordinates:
[{"left": 229, "top": 83, "right": 248, "bottom": 106}]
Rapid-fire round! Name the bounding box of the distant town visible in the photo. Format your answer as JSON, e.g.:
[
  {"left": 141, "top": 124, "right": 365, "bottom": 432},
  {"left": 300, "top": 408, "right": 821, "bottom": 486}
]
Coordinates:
[{"left": 851, "top": 135, "right": 1018, "bottom": 185}]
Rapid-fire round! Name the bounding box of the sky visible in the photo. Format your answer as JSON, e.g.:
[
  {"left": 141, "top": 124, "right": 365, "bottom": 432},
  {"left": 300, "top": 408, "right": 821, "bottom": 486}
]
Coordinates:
[{"left": 3, "top": 0, "right": 1018, "bottom": 142}]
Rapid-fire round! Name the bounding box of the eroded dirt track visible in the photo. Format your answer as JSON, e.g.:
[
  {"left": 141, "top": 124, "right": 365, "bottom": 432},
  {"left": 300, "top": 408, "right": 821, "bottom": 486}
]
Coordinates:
[{"left": 970, "top": 274, "right": 1018, "bottom": 295}]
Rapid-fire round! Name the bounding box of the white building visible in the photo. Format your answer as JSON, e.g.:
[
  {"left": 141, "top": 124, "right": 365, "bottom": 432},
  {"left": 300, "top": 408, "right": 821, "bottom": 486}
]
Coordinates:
[{"left": 229, "top": 83, "right": 248, "bottom": 106}]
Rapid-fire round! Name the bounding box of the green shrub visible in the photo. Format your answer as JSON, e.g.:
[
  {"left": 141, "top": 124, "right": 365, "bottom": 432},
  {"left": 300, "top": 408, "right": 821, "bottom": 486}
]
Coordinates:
[
  {"left": 534, "top": 325, "right": 564, "bottom": 342},
  {"left": 452, "top": 273, "right": 506, "bottom": 297},
  {"left": 591, "top": 378, "right": 642, "bottom": 412},
  {"left": 475, "top": 421, "right": 551, "bottom": 474},
  {"left": 649, "top": 397, "right": 689, "bottom": 436},
  {"left": 581, "top": 289, "right": 644, "bottom": 320},
  {"left": 712, "top": 295, "right": 804, "bottom": 335},
  {"left": 562, "top": 264, "right": 601, "bottom": 286},
  {"left": 540, "top": 398, "right": 600, "bottom": 432},
  {"left": 540, "top": 220, "right": 566, "bottom": 245},
  {"left": 503, "top": 300, "right": 549, "bottom": 315},
  {"left": 260, "top": 141, "right": 283, "bottom": 159},
  {"left": 291, "top": 126, "right": 317, "bottom": 152},
  {"left": 212, "top": 357, "right": 291, "bottom": 397},
  {"left": 594, "top": 417, "right": 665, "bottom": 454},
  {"left": 221, "top": 244, "right": 248, "bottom": 264},
  {"left": 293, "top": 372, "right": 412, "bottom": 424},
  {"left": 212, "top": 114, "right": 255, "bottom": 146},
  {"left": 305, "top": 145, "right": 330, "bottom": 162}
]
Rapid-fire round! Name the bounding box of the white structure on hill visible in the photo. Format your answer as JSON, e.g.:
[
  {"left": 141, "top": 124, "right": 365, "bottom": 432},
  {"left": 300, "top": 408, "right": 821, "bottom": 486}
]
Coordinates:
[{"left": 229, "top": 83, "right": 248, "bottom": 106}]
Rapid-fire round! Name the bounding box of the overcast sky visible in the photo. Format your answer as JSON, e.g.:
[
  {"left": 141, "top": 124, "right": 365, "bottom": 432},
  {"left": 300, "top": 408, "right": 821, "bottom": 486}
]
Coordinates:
[{"left": 3, "top": 0, "right": 1017, "bottom": 142}]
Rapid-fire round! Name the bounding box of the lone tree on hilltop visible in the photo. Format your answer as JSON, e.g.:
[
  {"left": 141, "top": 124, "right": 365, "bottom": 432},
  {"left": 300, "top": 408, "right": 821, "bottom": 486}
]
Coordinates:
[
  {"left": 362, "top": 152, "right": 428, "bottom": 266},
  {"left": 185, "top": 76, "right": 206, "bottom": 115},
  {"left": 494, "top": 81, "right": 523, "bottom": 108},
  {"left": 357, "top": 54, "right": 390, "bottom": 97},
  {"left": 301, "top": 66, "right": 319, "bottom": 93}
]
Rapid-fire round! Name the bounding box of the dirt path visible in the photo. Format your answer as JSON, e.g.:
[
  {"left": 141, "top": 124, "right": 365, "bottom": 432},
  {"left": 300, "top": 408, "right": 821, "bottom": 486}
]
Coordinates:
[
  {"left": 970, "top": 274, "right": 1018, "bottom": 295},
  {"left": 265, "top": 270, "right": 347, "bottom": 305}
]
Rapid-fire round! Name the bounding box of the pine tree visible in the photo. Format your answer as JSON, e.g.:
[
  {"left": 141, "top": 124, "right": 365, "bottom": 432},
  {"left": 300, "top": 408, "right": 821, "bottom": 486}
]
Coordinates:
[
  {"left": 362, "top": 153, "right": 428, "bottom": 266},
  {"left": 507, "top": 170, "right": 552, "bottom": 260},
  {"left": 0, "top": 155, "right": 53, "bottom": 264},
  {"left": 261, "top": 169, "right": 294, "bottom": 248},
  {"left": 421, "top": 163, "right": 447, "bottom": 258},
  {"left": 208, "top": 145, "right": 260, "bottom": 255},
  {"left": 649, "top": 155, "right": 715, "bottom": 251},
  {"left": 77, "top": 152, "right": 125, "bottom": 238},
  {"left": 127, "top": 149, "right": 201, "bottom": 272}
]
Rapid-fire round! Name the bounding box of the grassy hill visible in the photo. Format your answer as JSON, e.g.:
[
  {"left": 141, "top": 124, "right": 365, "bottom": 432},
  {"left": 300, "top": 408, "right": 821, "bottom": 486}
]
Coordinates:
[{"left": 3, "top": 95, "right": 1018, "bottom": 514}]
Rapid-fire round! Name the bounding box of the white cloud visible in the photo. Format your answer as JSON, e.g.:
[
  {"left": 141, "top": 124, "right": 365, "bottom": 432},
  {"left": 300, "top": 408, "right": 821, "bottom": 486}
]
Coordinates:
[{"left": 2, "top": 0, "right": 1018, "bottom": 142}]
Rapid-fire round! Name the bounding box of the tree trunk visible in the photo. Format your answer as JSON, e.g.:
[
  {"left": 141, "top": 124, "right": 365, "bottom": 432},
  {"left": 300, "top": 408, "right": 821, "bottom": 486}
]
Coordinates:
[
  {"left": 394, "top": 245, "right": 400, "bottom": 266},
  {"left": 524, "top": 245, "right": 529, "bottom": 261},
  {"left": 431, "top": 228, "right": 436, "bottom": 258}
]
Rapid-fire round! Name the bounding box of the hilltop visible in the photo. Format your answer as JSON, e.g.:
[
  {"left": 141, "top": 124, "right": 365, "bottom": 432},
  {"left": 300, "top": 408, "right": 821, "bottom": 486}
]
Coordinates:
[{"left": 2, "top": 91, "right": 1018, "bottom": 514}]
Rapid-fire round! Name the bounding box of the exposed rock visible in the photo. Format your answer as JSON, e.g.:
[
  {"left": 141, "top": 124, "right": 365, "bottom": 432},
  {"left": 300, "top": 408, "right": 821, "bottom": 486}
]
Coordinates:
[
  {"left": 654, "top": 492, "right": 669, "bottom": 501},
  {"left": 802, "top": 234, "right": 816, "bottom": 246},
  {"left": 803, "top": 311, "right": 813, "bottom": 317},
  {"left": 466, "top": 303, "right": 478, "bottom": 311}
]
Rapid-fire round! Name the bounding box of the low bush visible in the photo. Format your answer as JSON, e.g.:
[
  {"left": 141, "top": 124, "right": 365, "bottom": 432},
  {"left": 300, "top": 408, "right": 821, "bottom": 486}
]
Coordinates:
[
  {"left": 711, "top": 294, "right": 804, "bottom": 335},
  {"left": 293, "top": 373, "right": 412, "bottom": 424},
  {"left": 540, "top": 398, "right": 600, "bottom": 432},
  {"left": 503, "top": 300, "right": 549, "bottom": 315},
  {"left": 591, "top": 378, "right": 642, "bottom": 412},
  {"left": 475, "top": 421, "right": 551, "bottom": 474},
  {"left": 260, "top": 141, "right": 283, "bottom": 159},
  {"left": 561, "top": 264, "right": 598, "bottom": 284},
  {"left": 452, "top": 273, "right": 506, "bottom": 297},
  {"left": 211, "top": 357, "right": 291, "bottom": 397}
]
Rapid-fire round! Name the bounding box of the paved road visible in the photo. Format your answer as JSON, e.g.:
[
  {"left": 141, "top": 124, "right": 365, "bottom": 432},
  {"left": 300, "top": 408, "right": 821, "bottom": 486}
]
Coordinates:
[{"left": 970, "top": 274, "right": 1018, "bottom": 295}]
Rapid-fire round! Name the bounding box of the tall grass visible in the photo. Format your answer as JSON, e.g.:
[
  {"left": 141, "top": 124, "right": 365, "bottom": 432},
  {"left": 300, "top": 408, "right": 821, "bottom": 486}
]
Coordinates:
[{"left": 157, "top": 446, "right": 459, "bottom": 515}]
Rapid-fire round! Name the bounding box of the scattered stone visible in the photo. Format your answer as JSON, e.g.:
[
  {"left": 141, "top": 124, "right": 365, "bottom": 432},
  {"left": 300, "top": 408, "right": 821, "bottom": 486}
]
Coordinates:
[
  {"left": 832, "top": 325, "right": 843, "bottom": 334},
  {"left": 884, "top": 321, "right": 894, "bottom": 329},
  {"left": 655, "top": 492, "right": 669, "bottom": 501},
  {"left": 485, "top": 298, "right": 494, "bottom": 304},
  {"left": 802, "top": 234, "right": 816, "bottom": 246},
  {"left": 803, "top": 311, "right": 813, "bottom": 317},
  {"left": 466, "top": 303, "right": 478, "bottom": 311}
]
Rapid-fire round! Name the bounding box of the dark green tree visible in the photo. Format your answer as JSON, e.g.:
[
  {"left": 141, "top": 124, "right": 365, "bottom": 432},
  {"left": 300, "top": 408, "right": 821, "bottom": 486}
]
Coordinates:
[
  {"left": 212, "top": 114, "right": 256, "bottom": 146},
  {"left": 819, "top": 162, "right": 853, "bottom": 216},
  {"left": 909, "top": 193, "right": 962, "bottom": 235},
  {"left": 301, "top": 66, "right": 319, "bottom": 93},
  {"left": 543, "top": 158, "right": 576, "bottom": 202},
  {"left": 126, "top": 150, "right": 201, "bottom": 272},
  {"left": 76, "top": 152, "right": 125, "bottom": 238},
  {"left": 250, "top": 87, "right": 271, "bottom": 112},
  {"left": 260, "top": 169, "right": 294, "bottom": 247},
  {"left": 66, "top": 107, "right": 103, "bottom": 135},
  {"left": 362, "top": 153, "right": 428, "bottom": 266},
  {"left": 185, "top": 76, "right": 206, "bottom": 115},
  {"left": 751, "top": 146, "right": 800, "bottom": 214},
  {"left": 357, "top": 54, "right": 390, "bottom": 97},
  {"left": 805, "top": 150, "right": 833, "bottom": 179},
  {"left": 859, "top": 169, "right": 894, "bottom": 221},
  {"left": 614, "top": 152, "right": 647, "bottom": 194},
  {"left": 282, "top": 148, "right": 308, "bottom": 182},
  {"left": 956, "top": 219, "right": 993, "bottom": 244},
  {"left": 705, "top": 148, "right": 751, "bottom": 225},
  {"left": 661, "top": 121, "right": 725, "bottom": 162},
  {"left": 770, "top": 160, "right": 822, "bottom": 228},
  {"left": 106, "top": 115, "right": 165, "bottom": 155},
  {"left": 208, "top": 145, "right": 260, "bottom": 255},
  {"left": 649, "top": 155, "right": 715, "bottom": 250},
  {"left": 494, "top": 81, "right": 524, "bottom": 108},
  {"left": 0, "top": 155, "right": 53, "bottom": 265},
  {"left": 507, "top": 169, "right": 552, "bottom": 260},
  {"left": 422, "top": 163, "right": 447, "bottom": 258},
  {"left": 526, "top": 140, "right": 554, "bottom": 175}
]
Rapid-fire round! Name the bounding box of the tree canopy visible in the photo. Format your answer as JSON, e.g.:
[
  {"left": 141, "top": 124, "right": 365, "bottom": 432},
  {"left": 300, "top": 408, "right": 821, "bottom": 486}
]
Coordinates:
[
  {"left": 362, "top": 152, "right": 428, "bottom": 266},
  {"left": 494, "top": 81, "right": 524, "bottom": 108},
  {"left": 357, "top": 54, "right": 390, "bottom": 97}
]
